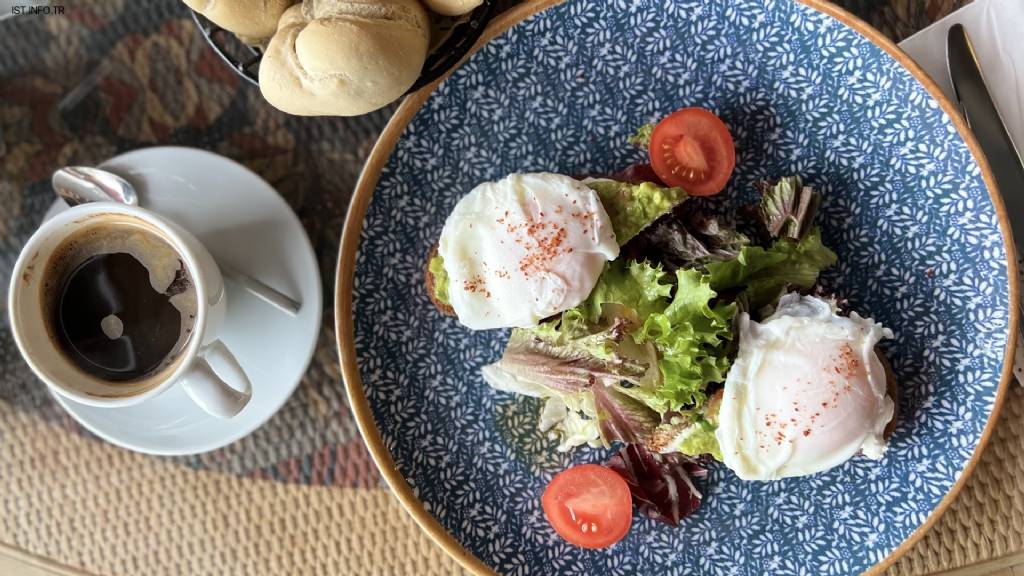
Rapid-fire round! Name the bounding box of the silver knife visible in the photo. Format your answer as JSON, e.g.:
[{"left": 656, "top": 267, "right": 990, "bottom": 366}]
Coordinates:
[
  {"left": 947, "top": 23, "right": 1024, "bottom": 383},
  {"left": 947, "top": 23, "right": 1024, "bottom": 248}
]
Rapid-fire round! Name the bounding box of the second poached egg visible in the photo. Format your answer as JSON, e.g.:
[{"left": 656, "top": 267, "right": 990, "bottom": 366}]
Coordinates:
[{"left": 716, "top": 293, "right": 894, "bottom": 481}]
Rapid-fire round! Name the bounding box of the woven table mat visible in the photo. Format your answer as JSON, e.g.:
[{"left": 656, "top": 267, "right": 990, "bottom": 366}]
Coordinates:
[{"left": 0, "top": 1, "right": 1018, "bottom": 575}]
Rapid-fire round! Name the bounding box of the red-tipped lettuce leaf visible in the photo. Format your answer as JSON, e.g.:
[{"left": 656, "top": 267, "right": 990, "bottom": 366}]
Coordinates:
[
  {"left": 497, "top": 317, "right": 646, "bottom": 394},
  {"left": 754, "top": 176, "right": 821, "bottom": 241},
  {"left": 605, "top": 444, "right": 705, "bottom": 527},
  {"left": 592, "top": 384, "right": 660, "bottom": 446}
]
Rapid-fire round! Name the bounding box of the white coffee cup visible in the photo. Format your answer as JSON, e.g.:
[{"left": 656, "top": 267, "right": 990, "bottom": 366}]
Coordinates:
[{"left": 9, "top": 202, "right": 252, "bottom": 418}]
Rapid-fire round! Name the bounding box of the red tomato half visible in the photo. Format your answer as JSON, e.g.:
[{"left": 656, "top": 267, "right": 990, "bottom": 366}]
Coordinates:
[
  {"left": 648, "top": 107, "right": 736, "bottom": 196},
  {"left": 541, "top": 464, "right": 633, "bottom": 549}
]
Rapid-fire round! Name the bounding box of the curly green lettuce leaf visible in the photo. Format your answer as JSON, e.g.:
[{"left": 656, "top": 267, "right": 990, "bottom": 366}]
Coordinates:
[
  {"left": 615, "top": 381, "right": 672, "bottom": 416},
  {"left": 627, "top": 123, "right": 656, "bottom": 148},
  {"left": 582, "top": 260, "right": 674, "bottom": 324},
  {"left": 650, "top": 393, "right": 723, "bottom": 460},
  {"left": 755, "top": 176, "right": 821, "bottom": 241},
  {"left": 428, "top": 255, "right": 450, "bottom": 306},
  {"left": 580, "top": 262, "right": 735, "bottom": 411},
  {"left": 634, "top": 269, "right": 735, "bottom": 410},
  {"left": 705, "top": 227, "right": 837, "bottom": 309},
  {"left": 587, "top": 180, "right": 687, "bottom": 245},
  {"left": 528, "top": 308, "right": 616, "bottom": 359},
  {"left": 484, "top": 262, "right": 740, "bottom": 449}
]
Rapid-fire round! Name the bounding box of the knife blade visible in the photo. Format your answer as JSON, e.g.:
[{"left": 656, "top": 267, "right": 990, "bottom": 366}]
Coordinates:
[
  {"left": 947, "top": 23, "right": 1024, "bottom": 250},
  {"left": 948, "top": 23, "right": 1024, "bottom": 384}
]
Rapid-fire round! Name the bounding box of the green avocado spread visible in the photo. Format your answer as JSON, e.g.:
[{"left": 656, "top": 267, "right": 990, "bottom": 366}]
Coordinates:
[{"left": 429, "top": 255, "right": 450, "bottom": 306}]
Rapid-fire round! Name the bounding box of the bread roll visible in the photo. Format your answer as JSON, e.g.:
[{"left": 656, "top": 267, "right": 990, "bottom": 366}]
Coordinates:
[
  {"left": 422, "top": 0, "right": 482, "bottom": 16},
  {"left": 259, "top": 0, "right": 430, "bottom": 116},
  {"left": 183, "top": 0, "right": 296, "bottom": 45}
]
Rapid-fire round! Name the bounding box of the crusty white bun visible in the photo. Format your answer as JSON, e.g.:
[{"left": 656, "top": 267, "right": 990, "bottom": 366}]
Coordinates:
[
  {"left": 422, "top": 0, "right": 482, "bottom": 16},
  {"left": 259, "top": 0, "right": 430, "bottom": 117},
  {"left": 182, "top": 0, "right": 296, "bottom": 45}
]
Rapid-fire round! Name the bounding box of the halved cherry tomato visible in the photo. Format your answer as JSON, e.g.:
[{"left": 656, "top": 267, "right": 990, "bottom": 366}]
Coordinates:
[
  {"left": 648, "top": 107, "right": 736, "bottom": 196},
  {"left": 541, "top": 464, "right": 633, "bottom": 549}
]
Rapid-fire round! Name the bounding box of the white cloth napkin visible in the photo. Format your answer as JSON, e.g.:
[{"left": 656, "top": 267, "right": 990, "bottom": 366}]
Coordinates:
[{"left": 899, "top": 0, "right": 1024, "bottom": 384}]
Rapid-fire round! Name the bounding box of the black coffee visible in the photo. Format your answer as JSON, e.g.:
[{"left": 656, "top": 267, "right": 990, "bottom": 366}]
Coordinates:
[{"left": 43, "top": 221, "right": 197, "bottom": 382}]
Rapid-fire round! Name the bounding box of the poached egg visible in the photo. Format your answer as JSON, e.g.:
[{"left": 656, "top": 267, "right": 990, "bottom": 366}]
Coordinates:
[
  {"left": 716, "top": 293, "right": 894, "bottom": 481},
  {"left": 438, "top": 172, "right": 619, "bottom": 330}
]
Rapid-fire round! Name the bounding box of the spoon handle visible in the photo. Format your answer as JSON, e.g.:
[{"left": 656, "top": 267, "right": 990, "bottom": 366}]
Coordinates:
[{"left": 218, "top": 262, "right": 301, "bottom": 317}]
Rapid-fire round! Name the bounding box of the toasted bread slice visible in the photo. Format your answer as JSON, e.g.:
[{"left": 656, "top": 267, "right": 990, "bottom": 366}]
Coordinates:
[
  {"left": 425, "top": 244, "right": 455, "bottom": 317},
  {"left": 878, "top": 349, "right": 899, "bottom": 441}
]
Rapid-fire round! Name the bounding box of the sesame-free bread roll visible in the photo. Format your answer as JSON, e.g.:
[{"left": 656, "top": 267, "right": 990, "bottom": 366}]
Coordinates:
[
  {"left": 422, "top": 0, "right": 482, "bottom": 16},
  {"left": 182, "top": 0, "right": 296, "bottom": 45},
  {"left": 259, "top": 0, "right": 430, "bottom": 116}
]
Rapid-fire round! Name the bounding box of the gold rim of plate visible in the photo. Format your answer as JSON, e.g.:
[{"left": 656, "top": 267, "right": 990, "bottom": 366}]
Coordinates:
[{"left": 335, "top": 1, "right": 1019, "bottom": 574}]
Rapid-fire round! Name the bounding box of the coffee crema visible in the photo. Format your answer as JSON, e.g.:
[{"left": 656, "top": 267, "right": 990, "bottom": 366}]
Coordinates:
[{"left": 40, "top": 219, "right": 198, "bottom": 383}]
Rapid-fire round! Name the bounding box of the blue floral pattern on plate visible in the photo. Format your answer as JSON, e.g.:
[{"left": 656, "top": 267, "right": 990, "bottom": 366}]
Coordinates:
[{"left": 352, "top": 0, "right": 1010, "bottom": 574}]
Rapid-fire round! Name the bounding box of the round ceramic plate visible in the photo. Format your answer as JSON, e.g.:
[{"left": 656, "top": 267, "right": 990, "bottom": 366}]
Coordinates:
[{"left": 338, "top": 1, "right": 1017, "bottom": 574}]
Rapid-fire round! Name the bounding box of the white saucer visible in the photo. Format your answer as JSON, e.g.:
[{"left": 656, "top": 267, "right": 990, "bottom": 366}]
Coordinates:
[{"left": 46, "top": 147, "right": 322, "bottom": 456}]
